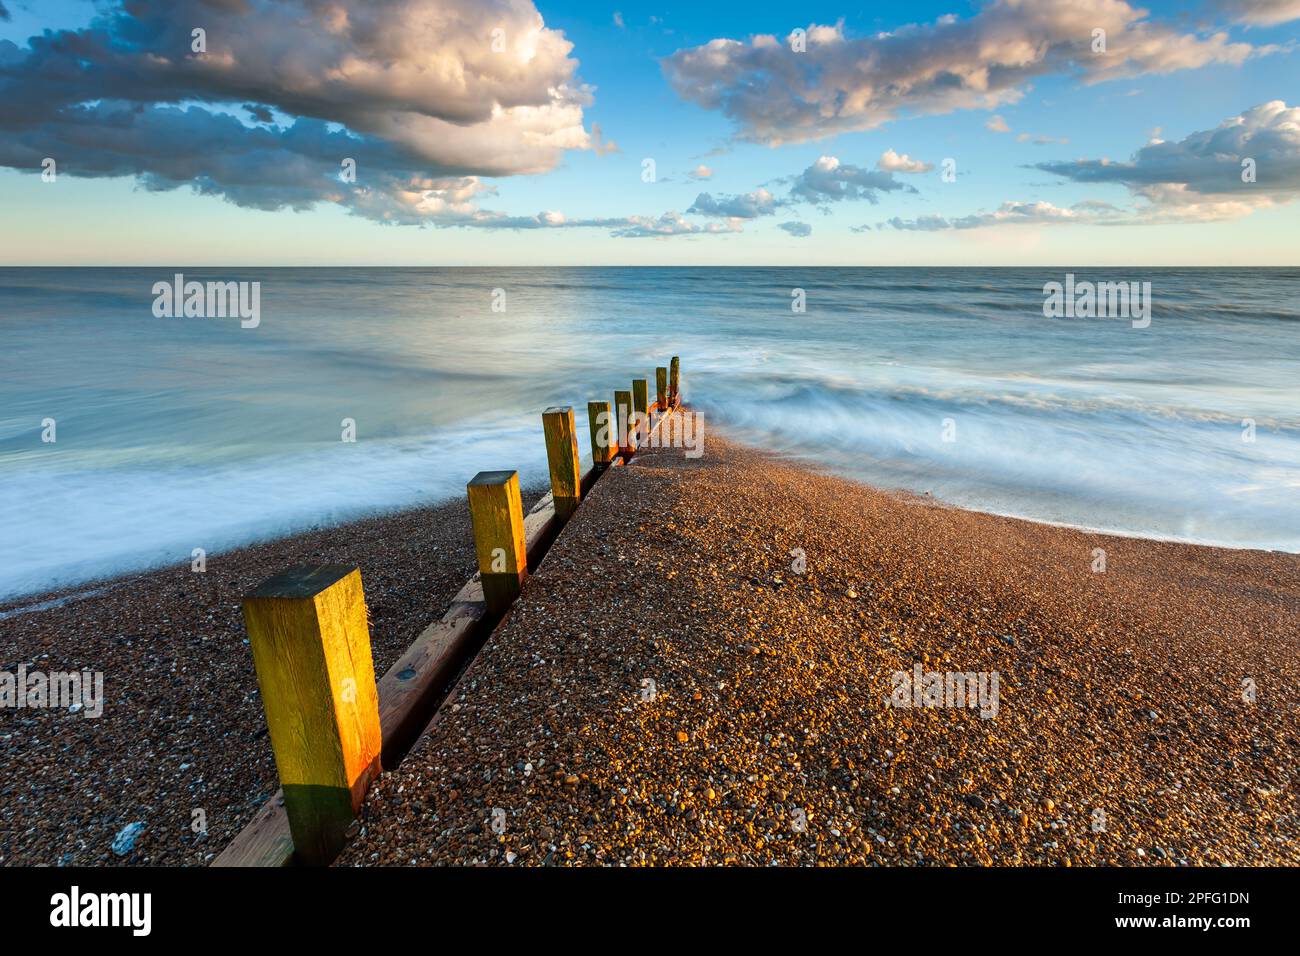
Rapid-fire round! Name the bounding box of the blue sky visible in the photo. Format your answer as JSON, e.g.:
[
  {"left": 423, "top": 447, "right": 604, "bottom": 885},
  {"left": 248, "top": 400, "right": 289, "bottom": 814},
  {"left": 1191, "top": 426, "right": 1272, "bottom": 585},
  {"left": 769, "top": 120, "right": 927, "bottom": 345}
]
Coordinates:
[{"left": 1, "top": 0, "right": 1298, "bottom": 264}]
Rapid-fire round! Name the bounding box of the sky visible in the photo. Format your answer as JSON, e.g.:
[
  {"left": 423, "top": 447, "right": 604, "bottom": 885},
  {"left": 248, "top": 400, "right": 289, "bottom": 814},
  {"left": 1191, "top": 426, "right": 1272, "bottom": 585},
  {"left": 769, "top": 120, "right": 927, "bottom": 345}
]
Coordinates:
[{"left": 0, "top": 0, "right": 1298, "bottom": 265}]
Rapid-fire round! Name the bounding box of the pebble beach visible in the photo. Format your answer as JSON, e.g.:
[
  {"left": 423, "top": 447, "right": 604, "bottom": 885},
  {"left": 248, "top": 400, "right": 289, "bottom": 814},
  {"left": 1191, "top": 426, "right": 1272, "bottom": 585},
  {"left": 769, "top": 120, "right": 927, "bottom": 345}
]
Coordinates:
[
  {"left": 3, "top": 417, "right": 1297, "bottom": 867},
  {"left": 340, "top": 415, "right": 1300, "bottom": 866},
  {"left": 0, "top": 496, "right": 539, "bottom": 866}
]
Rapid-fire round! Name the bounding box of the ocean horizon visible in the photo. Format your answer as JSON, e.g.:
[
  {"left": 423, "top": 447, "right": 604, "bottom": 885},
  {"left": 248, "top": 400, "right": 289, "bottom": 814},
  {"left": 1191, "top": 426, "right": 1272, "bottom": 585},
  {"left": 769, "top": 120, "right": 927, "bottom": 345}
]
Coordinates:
[{"left": 2, "top": 265, "right": 1298, "bottom": 600}]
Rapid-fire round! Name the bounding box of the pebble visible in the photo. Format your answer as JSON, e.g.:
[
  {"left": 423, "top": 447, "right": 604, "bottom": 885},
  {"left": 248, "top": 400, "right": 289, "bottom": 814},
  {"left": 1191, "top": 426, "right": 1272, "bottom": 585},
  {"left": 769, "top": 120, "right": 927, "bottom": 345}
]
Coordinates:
[{"left": 111, "top": 821, "right": 146, "bottom": 857}]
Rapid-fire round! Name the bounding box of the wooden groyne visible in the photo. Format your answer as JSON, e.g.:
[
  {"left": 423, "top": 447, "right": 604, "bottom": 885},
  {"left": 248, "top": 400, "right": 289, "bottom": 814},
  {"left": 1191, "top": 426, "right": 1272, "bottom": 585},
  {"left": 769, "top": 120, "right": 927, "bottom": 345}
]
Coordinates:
[{"left": 213, "top": 358, "right": 684, "bottom": 866}]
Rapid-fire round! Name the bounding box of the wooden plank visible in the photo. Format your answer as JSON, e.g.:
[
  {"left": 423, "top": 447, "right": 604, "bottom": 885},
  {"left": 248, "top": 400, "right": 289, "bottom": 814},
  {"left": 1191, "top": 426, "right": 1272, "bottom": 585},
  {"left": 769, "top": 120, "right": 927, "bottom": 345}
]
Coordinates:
[
  {"left": 215, "top": 489, "right": 571, "bottom": 868},
  {"left": 632, "top": 379, "right": 649, "bottom": 417},
  {"left": 614, "top": 389, "right": 633, "bottom": 458},
  {"left": 632, "top": 380, "right": 650, "bottom": 447},
  {"left": 587, "top": 400, "right": 613, "bottom": 470},
  {"left": 211, "top": 791, "right": 294, "bottom": 867},
  {"left": 216, "top": 409, "right": 681, "bottom": 867},
  {"left": 656, "top": 367, "right": 668, "bottom": 414},
  {"left": 240, "top": 565, "right": 382, "bottom": 867},
  {"left": 467, "top": 470, "right": 527, "bottom": 618},
  {"left": 542, "top": 406, "right": 582, "bottom": 520},
  {"left": 376, "top": 614, "right": 479, "bottom": 769},
  {"left": 669, "top": 356, "right": 681, "bottom": 406},
  {"left": 409, "top": 403, "right": 682, "bottom": 740}
]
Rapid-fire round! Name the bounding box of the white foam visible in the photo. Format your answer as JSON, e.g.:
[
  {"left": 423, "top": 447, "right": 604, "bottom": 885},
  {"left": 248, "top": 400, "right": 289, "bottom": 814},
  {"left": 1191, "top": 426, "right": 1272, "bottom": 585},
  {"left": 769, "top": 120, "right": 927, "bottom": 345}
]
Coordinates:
[{"left": 0, "top": 420, "right": 551, "bottom": 601}]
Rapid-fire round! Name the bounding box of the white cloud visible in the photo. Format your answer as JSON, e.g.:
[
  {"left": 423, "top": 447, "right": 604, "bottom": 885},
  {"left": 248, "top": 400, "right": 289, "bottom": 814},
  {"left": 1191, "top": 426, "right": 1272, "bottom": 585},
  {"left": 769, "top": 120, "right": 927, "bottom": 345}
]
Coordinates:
[
  {"left": 689, "top": 164, "right": 714, "bottom": 180},
  {"left": 789, "top": 155, "right": 917, "bottom": 203},
  {"left": 1214, "top": 1, "right": 1300, "bottom": 25},
  {"left": 662, "top": 0, "right": 1266, "bottom": 145},
  {"left": 878, "top": 149, "right": 933, "bottom": 173},
  {"left": 0, "top": 0, "right": 597, "bottom": 222},
  {"left": 608, "top": 211, "right": 742, "bottom": 237},
  {"left": 1036, "top": 100, "right": 1300, "bottom": 222},
  {"left": 986, "top": 114, "right": 1012, "bottom": 133},
  {"left": 688, "top": 188, "right": 781, "bottom": 218},
  {"left": 884, "top": 101, "right": 1300, "bottom": 230},
  {"left": 883, "top": 200, "right": 1122, "bottom": 230}
]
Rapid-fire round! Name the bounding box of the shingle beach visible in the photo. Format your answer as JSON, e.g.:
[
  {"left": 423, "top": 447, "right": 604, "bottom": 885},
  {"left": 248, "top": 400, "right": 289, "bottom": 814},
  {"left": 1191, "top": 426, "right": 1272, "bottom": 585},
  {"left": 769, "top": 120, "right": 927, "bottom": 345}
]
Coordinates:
[
  {"left": 0, "top": 497, "right": 530, "bottom": 866},
  {"left": 337, "top": 415, "right": 1299, "bottom": 867},
  {"left": 4, "top": 417, "right": 1297, "bottom": 867}
]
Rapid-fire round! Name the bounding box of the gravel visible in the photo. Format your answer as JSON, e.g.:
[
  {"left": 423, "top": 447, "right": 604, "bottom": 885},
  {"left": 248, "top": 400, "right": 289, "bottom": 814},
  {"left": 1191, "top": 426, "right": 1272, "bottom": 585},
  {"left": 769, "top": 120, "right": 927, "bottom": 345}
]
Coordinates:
[
  {"left": 7, "top": 412, "right": 1296, "bottom": 869},
  {"left": 337, "top": 414, "right": 1300, "bottom": 866},
  {"left": 0, "top": 495, "right": 540, "bottom": 867}
]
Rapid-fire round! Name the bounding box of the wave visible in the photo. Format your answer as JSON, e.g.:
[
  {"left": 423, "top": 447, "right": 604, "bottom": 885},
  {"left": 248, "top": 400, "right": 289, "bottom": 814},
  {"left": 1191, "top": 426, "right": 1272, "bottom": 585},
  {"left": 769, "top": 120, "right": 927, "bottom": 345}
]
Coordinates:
[
  {"left": 3, "top": 266, "right": 1298, "bottom": 598},
  {"left": 0, "top": 419, "right": 553, "bottom": 601},
  {"left": 696, "top": 377, "right": 1300, "bottom": 552}
]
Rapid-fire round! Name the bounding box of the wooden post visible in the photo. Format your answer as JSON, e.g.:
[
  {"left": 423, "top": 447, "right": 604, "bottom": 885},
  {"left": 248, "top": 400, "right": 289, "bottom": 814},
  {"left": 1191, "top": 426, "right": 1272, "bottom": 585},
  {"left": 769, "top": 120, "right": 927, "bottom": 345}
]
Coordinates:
[
  {"left": 614, "top": 389, "right": 634, "bottom": 457},
  {"left": 632, "top": 379, "right": 649, "bottom": 445},
  {"left": 655, "top": 367, "right": 668, "bottom": 414},
  {"left": 467, "top": 470, "right": 527, "bottom": 617},
  {"left": 587, "top": 400, "right": 613, "bottom": 469},
  {"left": 669, "top": 356, "right": 681, "bottom": 406},
  {"left": 542, "top": 406, "right": 581, "bottom": 520},
  {"left": 242, "top": 565, "right": 382, "bottom": 867}
]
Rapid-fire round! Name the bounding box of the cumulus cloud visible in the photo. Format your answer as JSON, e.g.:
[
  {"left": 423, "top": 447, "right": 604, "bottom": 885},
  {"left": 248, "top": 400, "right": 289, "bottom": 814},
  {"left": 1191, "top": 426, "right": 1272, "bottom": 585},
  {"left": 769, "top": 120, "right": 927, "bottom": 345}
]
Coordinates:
[
  {"left": 688, "top": 188, "right": 781, "bottom": 218},
  {"left": 986, "top": 115, "right": 1012, "bottom": 133},
  {"left": 878, "top": 149, "right": 933, "bottom": 173},
  {"left": 0, "top": 0, "right": 598, "bottom": 224},
  {"left": 883, "top": 200, "right": 1123, "bottom": 230},
  {"left": 1214, "top": 1, "right": 1300, "bottom": 25},
  {"left": 687, "top": 153, "right": 925, "bottom": 219},
  {"left": 1035, "top": 100, "right": 1300, "bottom": 221},
  {"left": 880, "top": 101, "right": 1300, "bottom": 230},
  {"left": 688, "top": 164, "right": 713, "bottom": 180},
  {"left": 661, "top": 0, "right": 1265, "bottom": 144},
  {"left": 778, "top": 221, "right": 812, "bottom": 237},
  {"left": 788, "top": 155, "right": 916, "bottom": 203}
]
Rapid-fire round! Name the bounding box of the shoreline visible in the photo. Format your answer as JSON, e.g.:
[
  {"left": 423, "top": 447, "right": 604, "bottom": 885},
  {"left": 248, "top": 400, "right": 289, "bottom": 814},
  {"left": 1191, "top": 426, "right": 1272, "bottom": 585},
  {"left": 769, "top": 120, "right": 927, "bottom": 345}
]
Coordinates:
[
  {"left": 343, "top": 418, "right": 1300, "bottom": 866},
  {"left": 742, "top": 439, "right": 1300, "bottom": 557},
  {"left": 0, "top": 484, "right": 553, "bottom": 616},
  {"left": 2, "top": 440, "right": 1292, "bottom": 614},
  {"left": 4, "top": 425, "right": 1298, "bottom": 866},
  {"left": 0, "top": 494, "right": 538, "bottom": 866}
]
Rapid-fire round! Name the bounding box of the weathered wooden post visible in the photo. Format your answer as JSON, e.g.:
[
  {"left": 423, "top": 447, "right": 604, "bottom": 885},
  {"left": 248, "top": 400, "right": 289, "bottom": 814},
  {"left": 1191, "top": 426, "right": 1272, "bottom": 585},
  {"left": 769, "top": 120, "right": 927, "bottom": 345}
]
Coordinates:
[
  {"left": 587, "top": 400, "right": 614, "bottom": 470},
  {"left": 467, "top": 470, "right": 528, "bottom": 618},
  {"left": 669, "top": 356, "right": 681, "bottom": 406},
  {"left": 241, "top": 565, "right": 382, "bottom": 867},
  {"left": 542, "top": 406, "right": 582, "bottom": 520},
  {"left": 614, "top": 389, "right": 634, "bottom": 457},
  {"left": 632, "top": 379, "right": 650, "bottom": 446},
  {"left": 655, "top": 367, "right": 669, "bottom": 414}
]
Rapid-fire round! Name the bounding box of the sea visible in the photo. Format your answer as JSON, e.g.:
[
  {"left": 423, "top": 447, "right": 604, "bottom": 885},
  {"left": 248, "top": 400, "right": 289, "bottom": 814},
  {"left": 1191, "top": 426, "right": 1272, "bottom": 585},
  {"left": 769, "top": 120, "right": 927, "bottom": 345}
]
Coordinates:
[{"left": 1, "top": 266, "right": 1297, "bottom": 600}]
